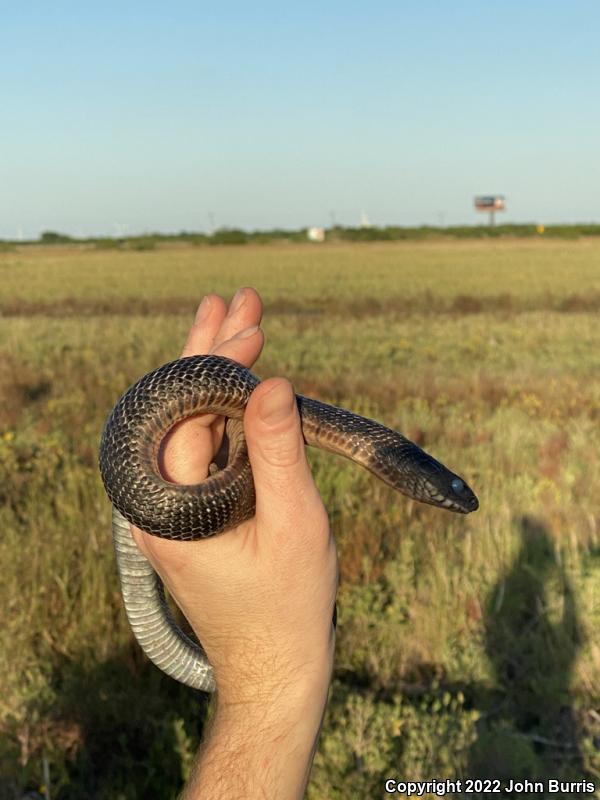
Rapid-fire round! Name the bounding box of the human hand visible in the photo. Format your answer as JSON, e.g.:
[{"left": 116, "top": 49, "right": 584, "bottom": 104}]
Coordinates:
[{"left": 131, "top": 287, "right": 338, "bottom": 798}]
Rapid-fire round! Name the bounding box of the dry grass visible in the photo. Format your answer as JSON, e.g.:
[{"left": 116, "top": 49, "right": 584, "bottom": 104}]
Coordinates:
[{"left": 1, "top": 239, "right": 600, "bottom": 798}]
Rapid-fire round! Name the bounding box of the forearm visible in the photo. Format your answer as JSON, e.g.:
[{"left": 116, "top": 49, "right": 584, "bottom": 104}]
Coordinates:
[{"left": 182, "top": 667, "right": 332, "bottom": 800}]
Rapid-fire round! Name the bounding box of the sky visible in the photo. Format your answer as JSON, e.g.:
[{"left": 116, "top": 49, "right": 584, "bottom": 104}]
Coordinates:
[{"left": 2, "top": 1, "right": 599, "bottom": 238}]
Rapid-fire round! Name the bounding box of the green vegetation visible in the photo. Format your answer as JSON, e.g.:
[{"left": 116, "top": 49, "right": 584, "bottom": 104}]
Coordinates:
[
  {"left": 39, "top": 231, "right": 74, "bottom": 245},
  {"left": 1, "top": 239, "right": 599, "bottom": 798},
  {"left": 3, "top": 222, "right": 600, "bottom": 252}
]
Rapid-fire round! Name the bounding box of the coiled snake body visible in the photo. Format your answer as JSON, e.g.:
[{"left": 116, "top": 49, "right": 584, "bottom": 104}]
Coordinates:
[{"left": 99, "top": 354, "right": 478, "bottom": 692}]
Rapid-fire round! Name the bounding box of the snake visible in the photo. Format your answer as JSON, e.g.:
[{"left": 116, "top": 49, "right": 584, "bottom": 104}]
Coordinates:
[{"left": 99, "top": 354, "right": 479, "bottom": 693}]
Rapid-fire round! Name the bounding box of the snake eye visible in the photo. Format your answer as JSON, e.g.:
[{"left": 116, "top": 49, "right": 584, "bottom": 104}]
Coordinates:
[{"left": 451, "top": 477, "right": 465, "bottom": 494}]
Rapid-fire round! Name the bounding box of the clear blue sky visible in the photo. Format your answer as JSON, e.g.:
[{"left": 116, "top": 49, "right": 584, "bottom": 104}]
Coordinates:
[{"left": 2, "top": 1, "right": 599, "bottom": 238}]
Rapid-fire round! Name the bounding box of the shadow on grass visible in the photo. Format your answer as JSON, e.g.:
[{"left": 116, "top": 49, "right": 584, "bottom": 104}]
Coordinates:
[
  {"left": 6, "top": 514, "right": 593, "bottom": 799},
  {"left": 9, "top": 645, "right": 209, "bottom": 800},
  {"left": 467, "top": 514, "right": 589, "bottom": 794}
]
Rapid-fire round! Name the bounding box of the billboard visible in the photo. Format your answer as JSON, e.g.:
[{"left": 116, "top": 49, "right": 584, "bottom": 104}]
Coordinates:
[{"left": 474, "top": 195, "right": 505, "bottom": 211}]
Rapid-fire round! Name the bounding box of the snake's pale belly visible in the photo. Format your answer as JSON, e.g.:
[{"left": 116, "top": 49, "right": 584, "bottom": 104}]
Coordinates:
[{"left": 99, "top": 354, "right": 478, "bottom": 692}]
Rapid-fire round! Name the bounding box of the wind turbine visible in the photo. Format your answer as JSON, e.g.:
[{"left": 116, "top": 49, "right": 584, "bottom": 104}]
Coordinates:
[{"left": 113, "top": 222, "right": 130, "bottom": 238}]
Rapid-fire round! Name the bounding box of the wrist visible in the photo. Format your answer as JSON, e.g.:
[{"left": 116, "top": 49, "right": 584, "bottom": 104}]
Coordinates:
[
  {"left": 216, "top": 650, "right": 334, "bottom": 723},
  {"left": 184, "top": 650, "right": 333, "bottom": 800},
  {"left": 213, "top": 633, "right": 335, "bottom": 703}
]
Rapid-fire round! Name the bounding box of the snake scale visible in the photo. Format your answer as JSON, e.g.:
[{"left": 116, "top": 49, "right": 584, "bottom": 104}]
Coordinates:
[{"left": 99, "top": 354, "right": 478, "bottom": 692}]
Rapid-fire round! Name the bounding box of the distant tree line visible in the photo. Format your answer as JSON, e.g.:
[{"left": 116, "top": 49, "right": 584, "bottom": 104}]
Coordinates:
[{"left": 1, "top": 223, "right": 600, "bottom": 251}]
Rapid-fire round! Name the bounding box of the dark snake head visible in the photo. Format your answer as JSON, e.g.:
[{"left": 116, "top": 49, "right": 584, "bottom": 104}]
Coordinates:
[
  {"left": 417, "top": 461, "right": 479, "bottom": 514},
  {"left": 374, "top": 439, "right": 479, "bottom": 514},
  {"left": 426, "top": 462, "right": 479, "bottom": 514}
]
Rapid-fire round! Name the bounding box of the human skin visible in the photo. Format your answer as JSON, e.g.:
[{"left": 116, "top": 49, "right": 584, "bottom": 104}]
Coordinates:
[{"left": 131, "top": 287, "right": 338, "bottom": 799}]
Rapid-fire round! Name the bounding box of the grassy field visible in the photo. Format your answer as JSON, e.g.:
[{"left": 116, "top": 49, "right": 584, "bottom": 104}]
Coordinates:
[{"left": 1, "top": 239, "right": 599, "bottom": 799}]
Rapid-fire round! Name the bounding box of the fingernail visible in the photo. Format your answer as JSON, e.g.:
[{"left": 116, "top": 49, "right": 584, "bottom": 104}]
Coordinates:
[
  {"left": 235, "top": 324, "right": 259, "bottom": 339},
  {"left": 258, "top": 382, "right": 295, "bottom": 426},
  {"left": 229, "top": 289, "right": 246, "bottom": 314},
  {"left": 195, "top": 296, "right": 212, "bottom": 323}
]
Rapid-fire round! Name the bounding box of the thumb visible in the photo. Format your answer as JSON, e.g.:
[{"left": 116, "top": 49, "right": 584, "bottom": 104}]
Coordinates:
[{"left": 244, "top": 377, "right": 318, "bottom": 523}]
